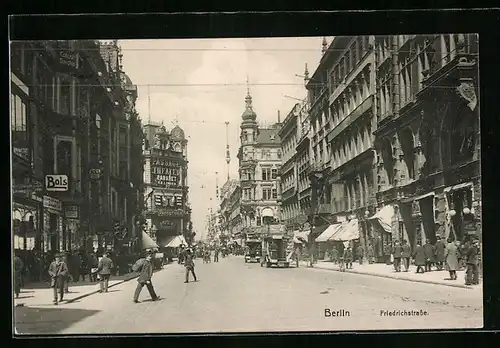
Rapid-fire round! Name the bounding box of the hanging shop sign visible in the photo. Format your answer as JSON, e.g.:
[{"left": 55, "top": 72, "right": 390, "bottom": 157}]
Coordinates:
[
  {"left": 151, "top": 159, "right": 181, "bottom": 187},
  {"left": 65, "top": 205, "right": 80, "bottom": 219},
  {"left": 89, "top": 168, "right": 102, "bottom": 180},
  {"left": 43, "top": 196, "right": 62, "bottom": 213},
  {"left": 45, "top": 174, "right": 69, "bottom": 192},
  {"left": 159, "top": 220, "right": 177, "bottom": 229}
]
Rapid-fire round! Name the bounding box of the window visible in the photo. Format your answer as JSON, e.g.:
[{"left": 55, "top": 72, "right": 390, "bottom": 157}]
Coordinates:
[
  {"left": 271, "top": 168, "right": 278, "bottom": 180},
  {"left": 11, "top": 93, "right": 29, "bottom": 161},
  {"left": 262, "top": 188, "right": 273, "bottom": 200},
  {"left": 57, "top": 74, "right": 76, "bottom": 116},
  {"left": 55, "top": 140, "right": 72, "bottom": 177},
  {"left": 272, "top": 188, "right": 278, "bottom": 199},
  {"left": 262, "top": 167, "right": 271, "bottom": 181}
]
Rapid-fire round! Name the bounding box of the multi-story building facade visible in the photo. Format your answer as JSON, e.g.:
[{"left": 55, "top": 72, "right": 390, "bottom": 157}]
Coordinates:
[
  {"left": 308, "top": 36, "right": 378, "bottom": 251},
  {"left": 372, "top": 34, "right": 480, "bottom": 251},
  {"left": 278, "top": 103, "right": 301, "bottom": 231},
  {"left": 10, "top": 40, "right": 144, "bottom": 254},
  {"left": 219, "top": 179, "right": 243, "bottom": 239},
  {"left": 237, "top": 89, "right": 282, "bottom": 232},
  {"left": 142, "top": 122, "right": 192, "bottom": 247}
]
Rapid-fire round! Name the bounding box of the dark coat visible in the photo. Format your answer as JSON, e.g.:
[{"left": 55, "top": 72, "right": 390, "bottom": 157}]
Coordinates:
[
  {"left": 344, "top": 249, "right": 353, "bottom": 260},
  {"left": 435, "top": 240, "right": 446, "bottom": 262},
  {"left": 392, "top": 245, "right": 403, "bottom": 258},
  {"left": 401, "top": 244, "right": 411, "bottom": 258},
  {"left": 136, "top": 258, "right": 154, "bottom": 283},
  {"left": 366, "top": 246, "right": 374, "bottom": 257},
  {"left": 48, "top": 260, "right": 68, "bottom": 287},
  {"left": 356, "top": 247, "right": 364, "bottom": 257},
  {"left": 184, "top": 254, "right": 195, "bottom": 268},
  {"left": 423, "top": 243, "right": 435, "bottom": 261},
  {"left": 466, "top": 244, "right": 480, "bottom": 265},
  {"left": 445, "top": 242, "right": 460, "bottom": 271},
  {"left": 413, "top": 245, "right": 426, "bottom": 266},
  {"left": 97, "top": 256, "right": 114, "bottom": 275}
]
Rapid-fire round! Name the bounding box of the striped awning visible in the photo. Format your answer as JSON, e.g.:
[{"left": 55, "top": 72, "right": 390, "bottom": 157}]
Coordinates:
[
  {"left": 330, "top": 219, "right": 360, "bottom": 241},
  {"left": 315, "top": 223, "right": 343, "bottom": 242}
]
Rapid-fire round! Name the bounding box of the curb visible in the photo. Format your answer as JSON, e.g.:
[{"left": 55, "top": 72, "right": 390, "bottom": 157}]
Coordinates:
[
  {"left": 64, "top": 274, "right": 140, "bottom": 304},
  {"left": 304, "top": 263, "right": 475, "bottom": 289}
]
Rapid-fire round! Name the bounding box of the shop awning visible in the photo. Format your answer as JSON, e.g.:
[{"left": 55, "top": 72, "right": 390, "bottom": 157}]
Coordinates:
[
  {"left": 330, "top": 219, "right": 360, "bottom": 241},
  {"left": 142, "top": 230, "right": 159, "bottom": 250},
  {"left": 165, "top": 235, "right": 187, "bottom": 248},
  {"left": 311, "top": 225, "right": 330, "bottom": 239},
  {"left": 315, "top": 223, "right": 343, "bottom": 242},
  {"left": 368, "top": 205, "right": 394, "bottom": 234}
]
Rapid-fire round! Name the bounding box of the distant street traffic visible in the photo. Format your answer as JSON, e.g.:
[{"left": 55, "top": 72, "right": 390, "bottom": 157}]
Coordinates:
[{"left": 15, "top": 255, "right": 482, "bottom": 334}]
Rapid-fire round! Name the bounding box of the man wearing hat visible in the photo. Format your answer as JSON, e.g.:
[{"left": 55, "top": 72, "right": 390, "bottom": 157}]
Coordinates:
[
  {"left": 97, "top": 251, "right": 114, "bottom": 293},
  {"left": 434, "top": 236, "right": 446, "bottom": 271},
  {"left": 48, "top": 253, "right": 69, "bottom": 305},
  {"left": 132, "top": 251, "right": 159, "bottom": 303},
  {"left": 184, "top": 248, "right": 197, "bottom": 283},
  {"left": 465, "top": 239, "right": 480, "bottom": 285}
]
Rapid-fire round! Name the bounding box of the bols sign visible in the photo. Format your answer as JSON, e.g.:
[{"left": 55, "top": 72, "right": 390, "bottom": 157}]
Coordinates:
[{"left": 151, "top": 159, "right": 181, "bottom": 187}]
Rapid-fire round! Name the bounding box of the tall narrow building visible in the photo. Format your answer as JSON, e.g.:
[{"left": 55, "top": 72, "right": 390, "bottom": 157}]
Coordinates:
[
  {"left": 142, "top": 123, "right": 192, "bottom": 247},
  {"left": 237, "top": 86, "right": 282, "bottom": 234}
]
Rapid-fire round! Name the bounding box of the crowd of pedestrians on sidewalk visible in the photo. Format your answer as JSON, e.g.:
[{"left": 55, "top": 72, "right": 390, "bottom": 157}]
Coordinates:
[{"left": 323, "top": 236, "right": 481, "bottom": 286}]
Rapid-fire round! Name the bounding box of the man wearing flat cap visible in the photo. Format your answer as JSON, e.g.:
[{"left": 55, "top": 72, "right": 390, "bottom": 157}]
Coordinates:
[
  {"left": 48, "top": 253, "right": 68, "bottom": 305},
  {"left": 132, "top": 251, "right": 160, "bottom": 303}
]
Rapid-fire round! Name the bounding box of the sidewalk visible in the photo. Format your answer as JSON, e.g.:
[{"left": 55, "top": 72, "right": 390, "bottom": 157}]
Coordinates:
[
  {"left": 299, "top": 260, "right": 482, "bottom": 290},
  {"left": 14, "top": 268, "right": 165, "bottom": 308}
]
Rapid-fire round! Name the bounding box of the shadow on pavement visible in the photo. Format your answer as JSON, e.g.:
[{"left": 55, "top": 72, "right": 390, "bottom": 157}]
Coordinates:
[{"left": 14, "top": 306, "right": 101, "bottom": 335}]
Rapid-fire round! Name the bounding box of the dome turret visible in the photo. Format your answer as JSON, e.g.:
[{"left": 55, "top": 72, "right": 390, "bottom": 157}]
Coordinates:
[{"left": 170, "top": 125, "right": 185, "bottom": 140}]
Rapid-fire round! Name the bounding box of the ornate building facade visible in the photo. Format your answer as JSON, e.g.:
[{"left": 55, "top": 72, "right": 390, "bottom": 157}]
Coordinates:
[
  {"left": 278, "top": 103, "right": 302, "bottom": 230},
  {"left": 237, "top": 89, "right": 282, "bottom": 233},
  {"left": 11, "top": 40, "right": 144, "bottom": 254},
  {"left": 372, "top": 34, "right": 480, "bottom": 250},
  {"left": 218, "top": 179, "right": 243, "bottom": 241},
  {"left": 142, "top": 123, "right": 193, "bottom": 247}
]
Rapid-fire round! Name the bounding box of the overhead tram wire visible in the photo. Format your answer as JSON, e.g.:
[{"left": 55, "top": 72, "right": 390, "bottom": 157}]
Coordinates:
[{"left": 27, "top": 82, "right": 466, "bottom": 89}]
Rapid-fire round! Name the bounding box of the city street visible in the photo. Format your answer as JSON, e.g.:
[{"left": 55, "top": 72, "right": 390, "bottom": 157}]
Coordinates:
[{"left": 15, "top": 255, "right": 482, "bottom": 334}]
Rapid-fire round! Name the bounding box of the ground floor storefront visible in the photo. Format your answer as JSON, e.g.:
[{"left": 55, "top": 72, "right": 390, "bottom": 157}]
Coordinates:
[{"left": 374, "top": 175, "right": 481, "bottom": 252}]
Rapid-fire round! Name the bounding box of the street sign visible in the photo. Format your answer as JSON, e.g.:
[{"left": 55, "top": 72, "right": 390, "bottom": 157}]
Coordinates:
[
  {"left": 45, "top": 175, "right": 69, "bottom": 192},
  {"left": 65, "top": 205, "right": 80, "bottom": 219}
]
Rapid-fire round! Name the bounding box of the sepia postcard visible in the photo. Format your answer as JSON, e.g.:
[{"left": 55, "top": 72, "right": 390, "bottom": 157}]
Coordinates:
[{"left": 11, "top": 34, "right": 482, "bottom": 335}]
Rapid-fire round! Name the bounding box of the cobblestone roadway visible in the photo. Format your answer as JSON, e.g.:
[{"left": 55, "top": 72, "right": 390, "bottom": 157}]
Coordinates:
[{"left": 15, "top": 256, "right": 482, "bottom": 334}]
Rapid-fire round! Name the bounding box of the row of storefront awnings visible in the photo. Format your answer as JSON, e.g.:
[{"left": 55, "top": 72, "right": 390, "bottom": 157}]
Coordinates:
[{"left": 311, "top": 204, "right": 395, "bottom": 243}]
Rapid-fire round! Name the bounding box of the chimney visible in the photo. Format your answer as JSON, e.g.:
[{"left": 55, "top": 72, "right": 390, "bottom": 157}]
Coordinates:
[{"left": 278, "top": 110, "right": 281, "bottom": 123}]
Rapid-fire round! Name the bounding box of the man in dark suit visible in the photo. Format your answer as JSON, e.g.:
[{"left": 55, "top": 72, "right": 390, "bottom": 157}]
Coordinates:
[
  {"left": 133, "top": 252, "right": 159, "bottom": 303},
  {"left": 392, "top": 241, "right": 403, "bottom": 272},
  {"left": 48, "top": 253, "right": 68, "bottom": 305},
  {"left": 97, "top": 251, "right": 114, "bottom": 293},
  {"left": 465, "top": 239, "right": 480, "bottom": 285},
  {"left": 434, "top": 236, "right": 446, "bottom": 271},
  {"left": 13, "top": 253, "right": 24, "bottom": 298},
  {"left": 401, "top": 240, "right": 411, "bottom": 272},
  {"left": 184, "top": 249, "right": 197, "bottom": 283},
  {"left": 423, "top": 240, "right": 434, "bottom": 272}
]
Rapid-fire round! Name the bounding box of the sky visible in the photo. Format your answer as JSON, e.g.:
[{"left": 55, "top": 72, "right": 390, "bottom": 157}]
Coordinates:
[{"left": 119, "top": 37, "right": 332, "bottom": 240}]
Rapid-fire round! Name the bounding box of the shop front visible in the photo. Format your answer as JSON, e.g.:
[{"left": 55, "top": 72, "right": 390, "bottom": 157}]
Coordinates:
[
  {"left": 42, "top": 195, "right": 64, "bottom": 252},
  {"left": 12, "top": 200, "right": 40, "bottom": 251}
]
